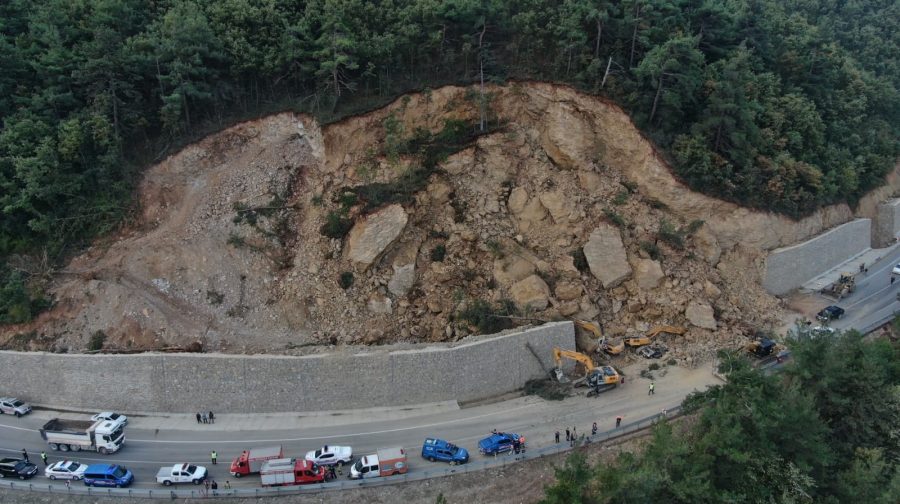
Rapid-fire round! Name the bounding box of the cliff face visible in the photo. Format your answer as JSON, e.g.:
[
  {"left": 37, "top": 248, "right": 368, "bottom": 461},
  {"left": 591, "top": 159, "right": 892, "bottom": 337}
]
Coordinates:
[{"left": 3, "top": 82, "right": 893, "bottom": 358}]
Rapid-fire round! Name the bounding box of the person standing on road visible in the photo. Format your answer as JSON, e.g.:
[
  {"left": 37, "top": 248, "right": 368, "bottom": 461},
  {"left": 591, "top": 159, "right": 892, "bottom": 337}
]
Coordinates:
[
  {"left": 892, "top": 276, "right": 896, "bottom": 285},
  {"left": 224, "top": 481, "right": 231, "bottom": 490},
  {"left": 21, "top": 449, "right": 28, "bottom": 462},
  {"left": 202, "top": 412, "right": 208, "bottom": 424},
  {"left": 40, "top": 451, "right": 48, "bottom": 466},
  {"left": 555, "top": 431, "right": 560, "bottom": 443},
  {"left": 565, "top": 428, "right": 570, "bottom": 441},
  {"left": 592, "top": 422, "right": 597, "bottom": 436},
  {"left": 211, "top": 450, "right": 217, "bottom": 465},
  {"left": 572, "top": 426, "right": 576, "bottom": 438},
  {"left": 649, "top": 382, "right": 655, "bottom": 395},
  {"left": 196, "top": 412, "right": 201, "bottom": 424},
  {"left": 211, "top": 480, "right": 218, "bottom": 495},
  {"left": 208, "top": 411, "right": 215, "bottom": 424},
  {"left": 616, "top": 415, "right": 623, "bottom": 428}
]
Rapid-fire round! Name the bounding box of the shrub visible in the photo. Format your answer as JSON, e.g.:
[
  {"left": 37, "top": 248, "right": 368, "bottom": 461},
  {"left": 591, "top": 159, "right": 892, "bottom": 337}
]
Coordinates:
[
  {"left": 338, "top": 271, "right": 354, "bottom": 289},
  {"left": 485, "top": 239, "right": 504, "bottom": 258},
  {"left": 226, "top": 233, "right": 246, "bottom": 247},
  {"left": 457, "top": 298, "right": 517, "bottom": 334},
  {"left": 206, "top": 290, "right": 224, "bottom": 305},
  {"left": 88, "top": 330, "right": 107, "bottom": 352},
  {"left": 640, "top": 240, "right": 661, "bottom": 260},
  {"left": 320, "top": 211, "right": 353, "bottom": 239},
  {"left": 604, "top": 208, "right": 626, "bottom": 227},
  {"left": 658, "top": 219, "right": 684, "bottom": 248},
  {"left": 612, "top": 190, "right": 629, "bottom": 206},
  {"left": 430, "top": 244, "right": 447, "bottom": 262},
  {"left": 648, "top": 362, "right": 660, "bottom": 371}
]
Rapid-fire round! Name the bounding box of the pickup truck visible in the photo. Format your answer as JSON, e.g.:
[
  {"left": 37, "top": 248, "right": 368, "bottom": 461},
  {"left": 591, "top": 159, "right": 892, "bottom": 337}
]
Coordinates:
[
  {"left": 421, "top": 438, "right": 469, "bottom": 465},
  {"left": 156, "top": 463, "right": 207, "bottom": 486},
  {"left": 478, "top": 432, "right": 525, "bottom": 455}
]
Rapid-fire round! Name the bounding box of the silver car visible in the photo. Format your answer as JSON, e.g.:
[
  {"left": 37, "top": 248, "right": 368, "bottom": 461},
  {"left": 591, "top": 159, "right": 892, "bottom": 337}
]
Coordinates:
[
  {"left": 0, "top": 398, "right": 32, "bottom": 417},
  {"left": 45, "top": 460, "right": 87, "bottom": 480}
]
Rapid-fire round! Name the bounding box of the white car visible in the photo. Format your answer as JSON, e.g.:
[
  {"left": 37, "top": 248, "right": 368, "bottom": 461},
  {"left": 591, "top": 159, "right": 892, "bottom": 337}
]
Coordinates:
[
  {"left": 91, "top": 412, "right": 128, "bottom": 426},
  {"left": 893, "top": 263, "right": 900, "bottom": 276},
  {"left": 0, "top": 397, "right": 32, "bottom": 417},
  {"left": 45, "top": 460, "right": 87, "bottom": 480},
  {"left": 305, "top": 445, "right": 353, "bottom": 466}
]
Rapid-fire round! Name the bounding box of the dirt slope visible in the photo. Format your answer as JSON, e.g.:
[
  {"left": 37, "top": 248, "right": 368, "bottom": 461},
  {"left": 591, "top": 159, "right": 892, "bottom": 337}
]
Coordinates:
[{"left": 7, "top": 82, "right": 893, "bottom": 356}]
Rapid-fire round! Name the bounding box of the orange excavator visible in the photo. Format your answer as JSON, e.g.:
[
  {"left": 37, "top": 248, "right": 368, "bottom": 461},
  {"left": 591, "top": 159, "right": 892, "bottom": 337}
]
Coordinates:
[
  {"left": 624, "top": 325, "right": 686, "bottom": 348},
  {"left": 551, "top": 347, "right": 622, "bottom": 395},
  {"left": 574, "top": 320, "right": 624, "bottom": 355}
]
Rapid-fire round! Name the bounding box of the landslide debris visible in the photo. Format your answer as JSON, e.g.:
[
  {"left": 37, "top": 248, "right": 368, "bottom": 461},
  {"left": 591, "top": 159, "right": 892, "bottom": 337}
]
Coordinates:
[{"left": 0, "top": 83, "right": 787, "bottom": 364}]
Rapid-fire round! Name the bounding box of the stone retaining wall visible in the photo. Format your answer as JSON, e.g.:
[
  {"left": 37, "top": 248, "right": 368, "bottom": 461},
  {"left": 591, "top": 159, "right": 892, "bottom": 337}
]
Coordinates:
[
  {"left": 874, "top": 198, "right": 900, "bottom": 248},
  {"left": 1, "top": 322, "right": 574, "bottom": 413},
  {"left": 763, "top": 219, "right": 871, "bottom": 295}
]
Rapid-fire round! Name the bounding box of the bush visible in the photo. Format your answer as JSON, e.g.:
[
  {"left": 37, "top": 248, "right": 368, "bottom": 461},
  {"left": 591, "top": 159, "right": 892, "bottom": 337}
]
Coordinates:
[
  {"left": 430, "top": 244, "right": 447, "bottom": 262},
  {"left": 206, "top": 290, "right": 224, "bottom": 305},
  {"left": 338, "top": 271, "right": 354, "bottom": 289},
  {"left": 658, "top": 219, "right": 684, "bottom": 248},
  {"left": 88, "top": 331, "right": 107, "bottom": 352},
  {"left": 640, "top": 240, "right": 661, "bottom": 260},
  {"left": 648, "top": 362, "right": 660, "bottom": 371},
  {"left": 0, "top": 265, "right": 50, "bottom": 325},
  {"left": 320, "top": 211, "right": 353, "bottom": 239},
  {"left": 603, "top": 208, "right": 626, "bottom": 227},
  {"left": 457, "top": 298, "right": 517, "bottom": 334},
  {"left": 612, "top": 190, "right": 629, "bottom": 205}
]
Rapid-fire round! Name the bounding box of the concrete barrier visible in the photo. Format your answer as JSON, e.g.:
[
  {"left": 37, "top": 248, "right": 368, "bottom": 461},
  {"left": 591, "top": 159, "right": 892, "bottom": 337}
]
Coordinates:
[
  {"left": 0, "top": 322, "right": 574, "bottom": 413},
  {"left": 874, "top": 198, "right": 900, "bottom": 248},
  {"left": 763, "top": 219, "right": 871, "bottom": 295}
]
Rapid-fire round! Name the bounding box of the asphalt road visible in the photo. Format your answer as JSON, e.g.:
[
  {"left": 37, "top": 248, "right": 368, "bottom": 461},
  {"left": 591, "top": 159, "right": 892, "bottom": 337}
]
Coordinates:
[
  {"left": 824, "top": 247, "right": 900, "bottom": 333},
  {"left": 0, "top": 365, "right": 715, "bottom": 490}
]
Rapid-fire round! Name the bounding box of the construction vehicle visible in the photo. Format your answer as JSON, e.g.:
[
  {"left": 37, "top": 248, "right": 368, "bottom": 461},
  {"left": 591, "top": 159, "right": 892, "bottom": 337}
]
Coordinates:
[
  {"left": 574, "top": 320, "right": 625, "bottom": 355},
  {"left": 821, "top": 273, "right": 856, "bottom": 299},
  {"left": 624, "top": 325, "right": 686, "bottom": 348},
  {"left": 551, "top": 347, "right": 622, "bottom": 394}
]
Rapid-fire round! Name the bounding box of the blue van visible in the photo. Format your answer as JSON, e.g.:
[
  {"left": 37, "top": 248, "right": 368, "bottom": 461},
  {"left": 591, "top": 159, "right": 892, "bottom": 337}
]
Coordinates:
[{"left": 82, "top": 464, "right": 134, "bottom": 488}]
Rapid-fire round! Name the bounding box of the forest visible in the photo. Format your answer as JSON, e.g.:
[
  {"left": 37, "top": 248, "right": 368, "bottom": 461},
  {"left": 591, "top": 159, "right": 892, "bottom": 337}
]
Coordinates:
[
  {"left": 1, "top": 0, "right": 899, "bottom": 323},
  {"left": 540, "top": 330, "right": 900, "bottom": 504}
]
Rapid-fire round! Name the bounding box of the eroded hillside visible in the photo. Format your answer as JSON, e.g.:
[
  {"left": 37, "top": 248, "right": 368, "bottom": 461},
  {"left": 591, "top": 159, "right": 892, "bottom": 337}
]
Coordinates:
[{"left": 7, "top": 82, "right": 876, "bottom": 360}]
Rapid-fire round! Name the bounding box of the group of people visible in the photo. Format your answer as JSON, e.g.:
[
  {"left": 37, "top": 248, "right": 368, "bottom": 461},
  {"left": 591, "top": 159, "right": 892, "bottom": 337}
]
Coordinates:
[
  {"left": 201, "top": 478, "right": 230, "bottom": 496},
  {"left": 555, "top": 415, "right": 626, "bottom": 445},
  {"left": 196, "top": 411, "right": 216, "bottom": 424}
]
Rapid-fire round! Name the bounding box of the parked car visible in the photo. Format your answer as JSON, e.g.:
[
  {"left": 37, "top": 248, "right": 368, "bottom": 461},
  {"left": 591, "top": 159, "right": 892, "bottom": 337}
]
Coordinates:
[
  {"left": 892, "top": 263, "right": 900, "bottom": 275},
  {"left": 45, "top": 460, "right": 88, "bottom": 480},
  {"left": 0, "top": 397, "right": 32, "bottom": 417},
  {"left": 478, "top": 432, "right": 524, "bottom": 455},
  {"left": 0, "top": 458, "right": 39, "bottom": 479},
  {"left": 810, "top": 326, "right": 836, "bottom": 338},
  {"left": 304, "top": 445, "right": 352, "bottom": 467},
  {"left": 82, "top": 464, "right": 134, "bottom": 488},
  {"left": 421, "top": 438, "right": 469, "bottom": 465},
  {"left": 91, "top": 412, "right": 128, "bottom": 427},
  {"left": 816, "top": 305, "right": 845, "bottom": 322}
]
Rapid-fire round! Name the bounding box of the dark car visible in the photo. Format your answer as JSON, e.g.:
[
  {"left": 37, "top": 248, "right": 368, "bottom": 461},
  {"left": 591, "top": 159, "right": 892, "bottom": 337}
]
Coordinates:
[
  {"left": 816, "top": 305, "right": 845, "bottom": 322},
  {"left": 0, "top": 458, "right": 39, "bottom": 480}
]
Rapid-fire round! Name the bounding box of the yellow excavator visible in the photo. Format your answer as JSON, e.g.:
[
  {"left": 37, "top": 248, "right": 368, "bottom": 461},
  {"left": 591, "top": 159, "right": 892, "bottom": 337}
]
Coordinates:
[
  {"left": 624, "top": 325, "right": 687, "bottom": 348},
  {"left": 574, "top": 320, "right": 624, "bottom": 355},
  {"left": 551, "top": 347, "right": 622, "bottom": 395}
]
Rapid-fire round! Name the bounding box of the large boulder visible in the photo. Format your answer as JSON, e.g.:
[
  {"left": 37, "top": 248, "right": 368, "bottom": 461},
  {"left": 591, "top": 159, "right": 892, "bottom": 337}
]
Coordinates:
[
  {"left": 493, "top": 256, "right": 535, "bottom": 288},
  {"left": 633, "top": 259, "right": 665, "bottom": 290},
  {"left": 685, "top": 301, "right": 717, "bottom": 330},
  {"left": 346, "top": 204, "right": 408, "bottom": 268},
  {"left": 387, "top": 240, "right": 420, "bottom": 297},
  {"left": 583, "top": 224, "right": 632, "bottom": 288},
  {"left": 539, "top": 190, "right": 572, "bottom": 223},
  {"left": 693, "top": 224, "right": 722, "bottom": 266},
  {"left": 510, "top": 274, "right": 551, "bottom": 311},
  {"left": 554, "top": 281, "right": 583, "bottom": 301}
]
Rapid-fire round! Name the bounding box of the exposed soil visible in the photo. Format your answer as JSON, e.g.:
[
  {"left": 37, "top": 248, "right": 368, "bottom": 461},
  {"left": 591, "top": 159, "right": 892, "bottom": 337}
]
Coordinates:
[{"left": 0, "top": 83, "right": 811, "bottom": 359}]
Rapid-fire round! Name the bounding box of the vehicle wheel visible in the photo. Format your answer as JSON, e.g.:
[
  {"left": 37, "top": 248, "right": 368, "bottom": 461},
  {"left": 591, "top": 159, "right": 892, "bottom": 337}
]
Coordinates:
[
  {"left": 98, "top": 447, "right": 107, "bottom": 455},
  {"left": 49, "top": 443, "right": 59, "bottom": 451},
  {"left": 192, "top": 479, "right": 201, "bottom": 485},
  {"left": 60, "top": 445, "right": 69, "bottom": 452},
  {"left": 49, "top": 475, "right": 56, "bottom": 480},
  {"left": 427, "top": 456, "right": 435, "bottom": 462},
  {"left": 19, "top": 475, "right": 26, "bottom": 480},
  {"left": 116, "top": 483, "right": 122, "bottom": 488},
  {"left": 72, "top": 445, "right": 82, "bottom": 452},
  {"left": 449, "top": 461, "right": 456, "bottom": 466},
  {"left": 337, "top": 461, "right": 345, "bottom": 467},
  {"left": 15, "top": 412, "right": 21, "bottom": 418},
  {"left": 163, "top": 480, "right": 172, "bottom": 486},
  {"left": 234, "top": 473, "right": 242, "bottom": 478}
]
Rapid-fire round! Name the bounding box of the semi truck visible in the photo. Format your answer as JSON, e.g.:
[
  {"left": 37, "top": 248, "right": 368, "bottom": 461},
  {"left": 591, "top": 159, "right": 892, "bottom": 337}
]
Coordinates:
[
  {"left": 349, "top": 447, "right": 408, "bottom": 479},
  {"left": 260, "top": 458, "right": 326, "bottom": 486},
  {"left": 230, "top": 446, "right": 283, "bottom": 478},
  {"left": 39, "top": 418, "right": 125, "bottom": 455}
]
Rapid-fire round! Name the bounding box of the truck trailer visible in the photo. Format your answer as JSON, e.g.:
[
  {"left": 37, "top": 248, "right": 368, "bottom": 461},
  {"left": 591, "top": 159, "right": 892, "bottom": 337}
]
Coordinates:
[
  {"left": 260, "top": 458, "right": 326, "bottom": 486},
  {"left": 39, "top": 419, "right": 125, "bottom": 455}
]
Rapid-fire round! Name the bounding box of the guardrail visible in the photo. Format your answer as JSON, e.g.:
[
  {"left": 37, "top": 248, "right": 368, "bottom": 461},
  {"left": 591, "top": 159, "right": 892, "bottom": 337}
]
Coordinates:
[{"left": 2, "top": 405, "right": 681, "bottom": 499}]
